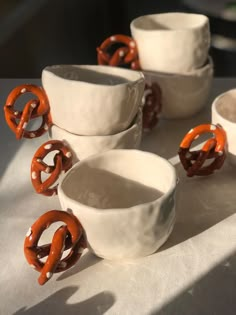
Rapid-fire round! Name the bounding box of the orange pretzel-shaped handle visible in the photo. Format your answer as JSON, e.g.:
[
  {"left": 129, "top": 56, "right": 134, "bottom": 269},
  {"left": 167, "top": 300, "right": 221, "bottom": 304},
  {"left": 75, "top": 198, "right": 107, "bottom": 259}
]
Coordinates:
[
  {"left": 4, "top": 84, "right": 51, "bottom": 139},
  {"left": 24, "top": 210, "right": 86, "bottom": 285},
  {"left": 142, "top": 82, "right": 162, "bottom": 132},
  {"left": 31, "top": 140, "right": 73, "bottom": 196},
  {"left": 97, "top": 34, "right": 140, "bottom": 70},
  {"left": 178, "top": 124, "right": 227, "bottom": 177}
]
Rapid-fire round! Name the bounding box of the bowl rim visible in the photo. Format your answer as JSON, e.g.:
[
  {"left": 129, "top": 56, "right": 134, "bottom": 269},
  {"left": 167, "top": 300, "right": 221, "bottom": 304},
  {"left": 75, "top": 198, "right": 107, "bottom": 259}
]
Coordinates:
[
  {"left": 212, "top": 88, "right": 236, "bottom": 125},
  {"left": 143, "top": 56, "right": 213, "bottom": 78},
  {"left": 58, "top": 149, "right": 177, "bottom": 214},
  {"left": 130, "top": 12, "right": 209, "bottom": 33},
  {"left": 42, "top": 64, "right": 145, "bottom": 88},
  {"left": 49, "top": 107, "right": 142, "bottom": 139}
]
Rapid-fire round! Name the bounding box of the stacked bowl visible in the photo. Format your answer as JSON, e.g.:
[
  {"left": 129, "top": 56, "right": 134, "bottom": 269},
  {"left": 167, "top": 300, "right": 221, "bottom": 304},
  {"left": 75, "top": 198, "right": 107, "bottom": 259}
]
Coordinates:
[
  {"left": 42, "top": 64, "right": 145, "bottom": 161},
  {"left": 130, "top": 12, "right": 214, "bottom": 119}
]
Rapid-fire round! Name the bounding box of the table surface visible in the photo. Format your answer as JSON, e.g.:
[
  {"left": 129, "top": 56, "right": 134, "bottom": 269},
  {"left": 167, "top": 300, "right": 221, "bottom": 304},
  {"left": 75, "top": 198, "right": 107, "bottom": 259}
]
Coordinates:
[{"left": 1, "top": 78, "right": 236, "bottom": 315}]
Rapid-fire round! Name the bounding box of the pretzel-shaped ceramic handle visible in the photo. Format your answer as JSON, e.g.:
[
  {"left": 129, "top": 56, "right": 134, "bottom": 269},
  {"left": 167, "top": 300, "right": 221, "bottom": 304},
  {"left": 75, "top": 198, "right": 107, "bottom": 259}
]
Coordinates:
[
  {"left": 142, "top": 82, "right": 162, "bottom": 132},
  {"left": 4, "top": 84, "right": 51, "bottom": 139},
  {"left": 97, "top": 34, "right": 140, "bottom": 70},
  {"left": 178, "top": 124, "right": 227, "bottom": 177},
  {"left": 31, "top": 140, "right": 73, "bottom": 196},
  {"left": 24, "top": 210, "right": 86, "bottom": 285}
]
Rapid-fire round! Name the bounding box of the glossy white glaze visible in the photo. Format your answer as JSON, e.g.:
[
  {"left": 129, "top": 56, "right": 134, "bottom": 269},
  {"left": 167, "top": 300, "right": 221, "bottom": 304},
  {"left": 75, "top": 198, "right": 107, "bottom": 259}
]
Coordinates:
[
  {"left": 58, "top": 150, "right": 177, "bottom": 260},
  {"left": 144, "top": 57, "right": 213, "bottom": 119},
  {"left": 212, "top": 88, "right": 236, "bottom": 165},
  {"left": 42, "top": 65, "right": 145, "bottom": 136},
  {"left": 131, "top": 12, "right": 210, "bottom": 73},
  {"left": 49, "top": 108, "right": 142, "bottom": 161}
]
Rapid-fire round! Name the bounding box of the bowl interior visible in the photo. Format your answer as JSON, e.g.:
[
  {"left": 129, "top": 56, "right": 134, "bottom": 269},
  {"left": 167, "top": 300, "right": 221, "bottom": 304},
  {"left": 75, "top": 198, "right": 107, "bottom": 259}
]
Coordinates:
[
  {"left": 215, "top": 90, "right": 236, "bottom": 123},
  {"left": 43, "top": 65, "right": 143, "bottom": 86},
  {"left": 60, "top": 150, "right": 175, "bottom": 209},
  {"left": 131, "top": 13, "right": 208, "bottom": 31}
]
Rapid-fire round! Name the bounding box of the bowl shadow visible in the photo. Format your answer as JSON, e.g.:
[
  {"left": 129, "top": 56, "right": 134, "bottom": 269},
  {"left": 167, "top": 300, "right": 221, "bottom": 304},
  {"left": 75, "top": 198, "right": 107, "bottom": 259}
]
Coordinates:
[
  {"left": 159, "top": 159, "right": 236, "bottom": 251},
  {"left": 13, "top": 286, "right": 115, "bottom": 315}
]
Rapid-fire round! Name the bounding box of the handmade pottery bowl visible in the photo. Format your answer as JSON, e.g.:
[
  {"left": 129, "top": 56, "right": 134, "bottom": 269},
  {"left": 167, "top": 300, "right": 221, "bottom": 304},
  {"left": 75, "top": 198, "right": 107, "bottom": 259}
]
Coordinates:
[
  {"left": 42, "top": 64, "right": 145, "bottom": 136},
  {"left": 49, "top": 108, "right": 142, "bottom": 161},
  {"left": 212, "top": 89, "right": 236, "bottom": 165},
  {"left": 144, "top": 57, "right": 213, "bottom": 119},
  {"left": 130, "top": 12, "right": 210, "bottom": 73},
  {"left": 58, "top": 149, "right": 177, "bottom": 260}
]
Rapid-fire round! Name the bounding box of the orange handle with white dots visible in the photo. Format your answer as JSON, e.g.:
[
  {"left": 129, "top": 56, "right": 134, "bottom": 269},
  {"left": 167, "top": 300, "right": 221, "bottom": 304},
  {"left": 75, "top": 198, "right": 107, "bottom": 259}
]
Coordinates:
[
  {"left": 180, "top": 124, "right": 226, "bottom": 154},
  {"left": 97, "top": 34, "right": 140, "bottom": 70},
  {"left": 178, "top": 123, "right": 227, "bottom": 177},
  {"left": 31, "top": 140, "right": 73, "bottom": 196},
  {"left": 24, "top": 210, "right": 86, "bottom": 285},
  {"left": 4, "top": 84, "right": 51, "bottom": 139}
]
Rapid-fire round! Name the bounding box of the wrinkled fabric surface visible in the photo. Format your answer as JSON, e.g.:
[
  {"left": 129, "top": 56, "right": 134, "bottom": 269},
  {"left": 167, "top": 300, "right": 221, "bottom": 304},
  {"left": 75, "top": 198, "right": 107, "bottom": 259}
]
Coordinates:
[{"left": 0, "top": 78, "right": 236, "bottom": 315}]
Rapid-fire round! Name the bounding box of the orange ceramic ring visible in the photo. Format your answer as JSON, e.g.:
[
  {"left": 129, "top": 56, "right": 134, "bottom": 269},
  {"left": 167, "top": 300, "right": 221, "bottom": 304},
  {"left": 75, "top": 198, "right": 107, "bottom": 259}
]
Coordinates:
[
  {"left": 24, "top": 210, "right": 86, "bottom": 285},
  {"left": 180, "top": 124, "right": 226, "bottom": 153},
  {"left": 97, "top": 34, "right": 140, "bottom": 70},
  {"left": 4, "top": 84, "right": 51, "bottom": 139},
  {"left": 178, "top": 124, "right": 227, "bottom": 177},
  {"left": 31, "top": 140, "right": 73, "bottom": 196}
]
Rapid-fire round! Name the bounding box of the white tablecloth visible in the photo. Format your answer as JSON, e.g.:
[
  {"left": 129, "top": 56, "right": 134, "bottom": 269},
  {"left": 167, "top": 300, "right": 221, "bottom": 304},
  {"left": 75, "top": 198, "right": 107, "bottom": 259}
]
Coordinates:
[{"left": 1, "top": 78, "right": 236, "bottom": 315}]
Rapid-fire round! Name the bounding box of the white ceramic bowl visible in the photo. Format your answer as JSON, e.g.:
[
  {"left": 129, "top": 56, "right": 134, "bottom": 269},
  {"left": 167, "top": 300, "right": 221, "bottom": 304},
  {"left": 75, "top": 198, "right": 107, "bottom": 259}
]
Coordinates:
[
  {"left": 212, "top": 89, "right": 236, "bottom": 166},
  {"left": 130, "top": 12, "right": 210, "bottom": 73},
  {"left": 42, "top": 64, "right": 145, "bottom": 136},
  {"left": 48, "top": 108, "right": 142, "bottom": 161},
  {"left": 144, "top": 57, "right": 213, "bottom": 119},
  {"left": 58, "top": 149, "right": 177, "bottom": 260}
]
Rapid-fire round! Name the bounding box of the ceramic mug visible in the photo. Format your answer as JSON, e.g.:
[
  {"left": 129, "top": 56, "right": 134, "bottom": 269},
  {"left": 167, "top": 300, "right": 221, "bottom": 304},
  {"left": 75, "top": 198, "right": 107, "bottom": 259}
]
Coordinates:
[
  {"left": 130, "top": 12, "right": 210, "bottom": 73},
  {"left": 49, "top": 107, "right": 143, "bottom": 161},
  {"left": 58, "top": 149, "right": 177, "bottom": 260},
  {"left": 25, "top": 149, "right": 177, "bottom": 285},
  {"left": 97, "top": 13, "right": 210, "bottom": 74},
  {"left": 212, "top": 89, "right": 236, "bottom": 165},
  {"left": 96, "top": 13, "right": 211, "bottom": 124},
  {"left": 42, "top": 64, "right": 145, "bottom": 136},
  {"left": 4, "top": 65, "right": 145, "bottom": 141}
]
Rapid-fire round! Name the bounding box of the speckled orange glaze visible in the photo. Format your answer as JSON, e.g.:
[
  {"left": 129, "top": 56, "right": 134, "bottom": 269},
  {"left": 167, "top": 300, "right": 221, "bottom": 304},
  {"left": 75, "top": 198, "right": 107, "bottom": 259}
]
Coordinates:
[
  {"left": 178, "top": 124, "right": 227, "bottom": 177},
  {"left": 180, "top": 124, "right": 226, "bottom": 152},
  {"left": 24, "top": 210, "right": 86, "bottom": 285},
  {"left": 97, "top": 34, "right": 140, "bottom": 70},
  {"left": 31, "top": 140, "right": 73, "bottom": 196},
  {"left": 4, "top": 84, "right": 51, "bottom": 139}
]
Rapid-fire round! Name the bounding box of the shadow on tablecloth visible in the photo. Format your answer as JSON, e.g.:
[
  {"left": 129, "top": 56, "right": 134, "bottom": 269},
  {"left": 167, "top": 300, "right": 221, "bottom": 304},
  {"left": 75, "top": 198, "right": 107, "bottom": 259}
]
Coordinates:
[
  {"left": 150, "top": 250, "right": 236, "bottom": 315},
  {"left": 159, "top": 159, "right": 236, "bottom": 251},
  {"left": 13, "top": 286, "right": 115, "bottom": 315}
]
